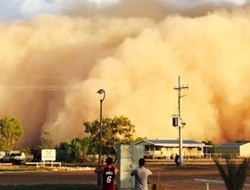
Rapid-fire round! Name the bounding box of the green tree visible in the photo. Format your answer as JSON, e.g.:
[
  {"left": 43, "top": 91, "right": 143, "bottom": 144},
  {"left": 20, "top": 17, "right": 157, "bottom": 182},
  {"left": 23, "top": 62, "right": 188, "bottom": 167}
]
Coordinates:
[
  {"left": 0, "top": 116, "right": 24, "bottom": 150},
  {"left": 214, "top": 157, "right": 250, "bottom": 190},
  {"left": 133, "top": 137, "right": 147, "bottom": 143},
  {"left": 85, "top": 137, "right": 97, "bottom": 155},
  {"left": 71, "top": 138, "right": 82, "bottom": 162},
  {"left": 56, "top": 137, "right": 93, "bottom": 163},
  {"left": 56, "top": 141, "right": 74, "bottom": 162},
  {"left": 71, "top": 138, "right": 91, "bottom": 162},
  {"left": 84, "top": 116, "right": 136, "bottom": 154},
  {"left": 80, "top": 137, "right": 96, "bottom": 155}
]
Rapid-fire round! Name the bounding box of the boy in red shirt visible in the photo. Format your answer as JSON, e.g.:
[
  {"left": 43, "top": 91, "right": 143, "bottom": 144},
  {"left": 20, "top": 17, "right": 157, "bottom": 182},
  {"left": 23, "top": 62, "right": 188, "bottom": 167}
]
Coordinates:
[{"left": 95, "top": 157, "right": 119, "bottom": 190}]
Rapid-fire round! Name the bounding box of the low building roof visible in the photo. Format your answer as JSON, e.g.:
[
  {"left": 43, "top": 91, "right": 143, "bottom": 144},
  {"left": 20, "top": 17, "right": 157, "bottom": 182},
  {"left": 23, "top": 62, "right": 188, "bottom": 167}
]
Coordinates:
[
  {"left": 135, "top": 139, "right": 207, "bottom": 147},
  {"left": 215, "top": 142, "right": 247, "bottom": 148}
]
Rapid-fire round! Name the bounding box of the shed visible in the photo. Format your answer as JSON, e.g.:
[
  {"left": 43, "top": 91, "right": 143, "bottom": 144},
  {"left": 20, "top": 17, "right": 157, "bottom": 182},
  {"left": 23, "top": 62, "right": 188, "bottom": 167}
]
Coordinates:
[{"left": 214, "top": 142, "right": 250, "bottom": 158}]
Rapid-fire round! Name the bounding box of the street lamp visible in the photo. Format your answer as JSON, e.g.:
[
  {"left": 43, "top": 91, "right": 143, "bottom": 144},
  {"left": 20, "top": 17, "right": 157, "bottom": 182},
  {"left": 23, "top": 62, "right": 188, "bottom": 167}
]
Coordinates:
[{"left": 96, "top": 88, "right": 105, "bottom": 186}]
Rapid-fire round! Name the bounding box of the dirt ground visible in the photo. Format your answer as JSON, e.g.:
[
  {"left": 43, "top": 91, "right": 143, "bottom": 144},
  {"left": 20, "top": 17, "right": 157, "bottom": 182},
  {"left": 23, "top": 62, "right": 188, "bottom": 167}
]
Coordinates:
[
  {"left": 147, "top": 164, "right": 226, "bottom": 190},
  {"left": 0, "top": 160, "right": 250, "bottom": 190},
  {"left": 146, "top": 160, "right": 250, "bottom": 190}
]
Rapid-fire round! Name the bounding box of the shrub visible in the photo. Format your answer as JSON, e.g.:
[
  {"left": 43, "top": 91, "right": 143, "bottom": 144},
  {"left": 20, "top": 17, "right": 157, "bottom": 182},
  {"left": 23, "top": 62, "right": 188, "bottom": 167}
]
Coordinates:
[{"left": 214, "top": 157, "right": 250, "bottom": 190}]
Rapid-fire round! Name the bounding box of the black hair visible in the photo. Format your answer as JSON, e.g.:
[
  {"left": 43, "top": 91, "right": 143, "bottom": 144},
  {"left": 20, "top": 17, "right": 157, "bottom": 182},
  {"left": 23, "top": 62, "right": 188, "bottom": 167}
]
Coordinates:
[
  {"left": 106, "top": 157, "right": 113, "bottom": 165},
  {"left": 139, "top": 158, "right": 145, "bottom": 166}
]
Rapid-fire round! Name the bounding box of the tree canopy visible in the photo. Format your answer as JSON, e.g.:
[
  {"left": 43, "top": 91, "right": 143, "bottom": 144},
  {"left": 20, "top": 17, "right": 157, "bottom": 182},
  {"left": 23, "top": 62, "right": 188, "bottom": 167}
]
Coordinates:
[
  {"left": 0, "top": 116, "right": 24, "bottom": 150},
  {"left": 56, "top": 137, "right": 94, "bottom": 162},
  {"left": 84, "top": 116, "right": 136, "bottom": 154}
]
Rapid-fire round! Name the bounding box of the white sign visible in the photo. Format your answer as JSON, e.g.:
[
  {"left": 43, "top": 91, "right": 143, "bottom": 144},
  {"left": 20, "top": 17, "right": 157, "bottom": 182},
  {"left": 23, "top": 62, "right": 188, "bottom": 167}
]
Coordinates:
[{"left": 41, "top": 149, "right": 56, "bottom": 161}]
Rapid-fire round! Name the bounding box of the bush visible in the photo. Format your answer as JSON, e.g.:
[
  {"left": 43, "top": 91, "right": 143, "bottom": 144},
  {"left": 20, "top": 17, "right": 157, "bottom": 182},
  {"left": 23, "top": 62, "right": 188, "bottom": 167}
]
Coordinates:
[{"left": 214, "top": 157, "right": 250, "bottom": 190}]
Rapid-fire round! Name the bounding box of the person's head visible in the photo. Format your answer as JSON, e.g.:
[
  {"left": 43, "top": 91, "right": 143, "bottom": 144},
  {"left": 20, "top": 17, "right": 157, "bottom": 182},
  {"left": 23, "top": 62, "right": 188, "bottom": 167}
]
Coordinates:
[
  {"left": 139, "top": 158, "right": 145, "bottom": 167},
  {"left": 105, "top": 157, "right": 113, "bottom": 165},
  {"left": 101, "top": 160, "right": 105, "bottom": 166}
]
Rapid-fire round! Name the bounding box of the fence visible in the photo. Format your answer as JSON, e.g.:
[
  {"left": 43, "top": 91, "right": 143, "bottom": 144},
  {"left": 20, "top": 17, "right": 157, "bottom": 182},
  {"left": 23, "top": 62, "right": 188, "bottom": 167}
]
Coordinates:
[
  {"left": 194, "top": 178, "right": 250, "bottom": 190},
  {"left": 146, "top": 153, "right": 244, "bottom": 160},
  {"left": 25, "top": 161, "right": 61, "bottom": 168}
]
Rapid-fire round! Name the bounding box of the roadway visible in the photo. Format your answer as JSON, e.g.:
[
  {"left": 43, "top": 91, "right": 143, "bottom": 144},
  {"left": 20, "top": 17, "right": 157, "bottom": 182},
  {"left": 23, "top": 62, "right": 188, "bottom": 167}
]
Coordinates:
[
  {"left": 0, "top": 163, "right": 247, "bottom": 190},
  {"left": 0, "top": 169, "right": 96, "bottom": 185}
]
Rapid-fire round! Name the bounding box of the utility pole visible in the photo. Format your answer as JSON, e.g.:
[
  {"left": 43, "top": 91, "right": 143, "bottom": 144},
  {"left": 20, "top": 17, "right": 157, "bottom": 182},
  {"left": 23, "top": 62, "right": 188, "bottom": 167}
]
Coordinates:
[{"left": 173, "top": 76, "right": 188, "bottom": 167}]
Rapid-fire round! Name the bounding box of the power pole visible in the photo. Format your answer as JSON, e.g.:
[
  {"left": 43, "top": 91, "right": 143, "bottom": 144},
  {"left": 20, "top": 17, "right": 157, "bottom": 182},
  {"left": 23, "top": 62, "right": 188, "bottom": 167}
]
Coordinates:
[{"left": 173, "top": 76, "right": 188, "bottom": 167}]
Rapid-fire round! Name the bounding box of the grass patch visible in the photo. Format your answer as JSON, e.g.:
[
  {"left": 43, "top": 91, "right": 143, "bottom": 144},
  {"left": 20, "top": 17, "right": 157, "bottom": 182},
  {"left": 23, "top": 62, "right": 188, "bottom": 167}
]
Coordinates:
[
  {"left": 0, "top": 184, "right": 99, "bottom": 190},
  {"left": 0, "top": 166, "right": 53, "bottom": 172}
]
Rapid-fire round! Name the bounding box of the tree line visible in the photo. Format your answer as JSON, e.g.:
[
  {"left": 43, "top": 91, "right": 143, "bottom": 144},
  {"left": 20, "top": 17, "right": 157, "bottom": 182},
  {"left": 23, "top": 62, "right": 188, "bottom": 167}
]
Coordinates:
[
  {"left": 57, "top": 116, "right": 145, "bottom": 162},
  {"left": 0, "top": 115, "right": 145, "bottom": 163},
  {"left": 3, "top": 115, "right": 248, "bottom": 163},
  {"left": 2, "top": 116, "right": 249, "bottom": 190}
]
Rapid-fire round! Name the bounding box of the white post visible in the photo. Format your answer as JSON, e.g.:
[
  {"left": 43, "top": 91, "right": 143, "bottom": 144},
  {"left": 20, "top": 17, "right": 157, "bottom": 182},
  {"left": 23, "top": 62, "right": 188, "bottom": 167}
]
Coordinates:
[{"left": 206, "top": 182, "right": 209, "bottom": 190}]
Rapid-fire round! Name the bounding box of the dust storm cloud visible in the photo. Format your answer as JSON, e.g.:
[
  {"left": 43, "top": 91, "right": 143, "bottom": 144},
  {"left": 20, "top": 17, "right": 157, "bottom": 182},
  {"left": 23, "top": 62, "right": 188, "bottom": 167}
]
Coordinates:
[{"left": 1, "top": 0, "right": 250, "bottom": 146}]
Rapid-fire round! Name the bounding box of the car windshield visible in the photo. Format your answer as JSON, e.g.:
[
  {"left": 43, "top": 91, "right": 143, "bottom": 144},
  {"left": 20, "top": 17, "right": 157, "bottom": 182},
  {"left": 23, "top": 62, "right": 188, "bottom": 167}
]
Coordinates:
[{"left": 11, "top": 153, "right": 21, "bottom": 156}]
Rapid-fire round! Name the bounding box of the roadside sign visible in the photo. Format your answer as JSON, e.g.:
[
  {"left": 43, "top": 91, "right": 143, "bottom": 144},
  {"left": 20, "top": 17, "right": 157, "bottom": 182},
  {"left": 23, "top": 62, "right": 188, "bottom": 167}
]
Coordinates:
[{"left": 41, "top": 149, "right": 56, "bottom": 161}]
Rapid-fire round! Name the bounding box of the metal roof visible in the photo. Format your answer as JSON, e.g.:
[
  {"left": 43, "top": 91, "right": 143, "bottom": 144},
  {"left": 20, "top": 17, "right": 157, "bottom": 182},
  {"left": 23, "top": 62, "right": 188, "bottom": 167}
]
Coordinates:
[
  {"left": 135, "top": 139, "right": 206, "bottom": 147},
  {"left": 216, "top": 142, "right": 247, "bottom": 148}
]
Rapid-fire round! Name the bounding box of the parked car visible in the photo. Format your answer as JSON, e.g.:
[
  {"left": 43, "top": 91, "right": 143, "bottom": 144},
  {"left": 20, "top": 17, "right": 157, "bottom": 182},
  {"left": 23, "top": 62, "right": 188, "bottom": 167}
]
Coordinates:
[
  {"left": 3, "top": 151, "right": 26, "bottom": 164},
  {"left": 0, "top": 151, "right": 5, "bottom": 162}
]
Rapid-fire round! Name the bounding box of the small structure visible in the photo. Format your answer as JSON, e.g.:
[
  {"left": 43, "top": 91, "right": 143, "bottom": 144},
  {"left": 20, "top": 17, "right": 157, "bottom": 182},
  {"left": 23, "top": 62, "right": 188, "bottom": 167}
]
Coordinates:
[
  {"left": 117, "top": 144, "right": 144, "bottom": 189},
  {"left": 214, "top": 142, "right": 250, "bottom": 158},
  {"left": 135, "top": 139, "right": 209, "bottom": 159}
]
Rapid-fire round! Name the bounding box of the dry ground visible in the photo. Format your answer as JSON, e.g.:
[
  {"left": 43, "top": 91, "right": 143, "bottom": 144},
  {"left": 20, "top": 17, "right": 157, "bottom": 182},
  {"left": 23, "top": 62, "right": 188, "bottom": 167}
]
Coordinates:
[
  {"left": 0, "top": 159, "right": 250, "bottom": 190},
  {"left": 148, "top": 164, "right": 226, "bottom": 189},
  {"left": 146, "top": 159, "right": 250, "bottom": 190}
]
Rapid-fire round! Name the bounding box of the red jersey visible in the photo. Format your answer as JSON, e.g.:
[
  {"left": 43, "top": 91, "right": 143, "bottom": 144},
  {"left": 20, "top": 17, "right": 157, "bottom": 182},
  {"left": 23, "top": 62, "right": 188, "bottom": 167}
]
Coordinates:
[{"left": 102, "top": 165, "right": 116, "bottom": 190}]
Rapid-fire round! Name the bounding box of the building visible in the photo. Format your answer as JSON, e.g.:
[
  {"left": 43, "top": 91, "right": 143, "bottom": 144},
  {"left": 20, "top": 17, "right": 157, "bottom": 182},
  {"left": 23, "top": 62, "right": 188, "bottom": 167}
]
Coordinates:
[
  {"left": 134, "top": 139, "right": 210, "bottom": 159},
  {"left": 214, "top": 142, "right": 250, "bottom": 158}
]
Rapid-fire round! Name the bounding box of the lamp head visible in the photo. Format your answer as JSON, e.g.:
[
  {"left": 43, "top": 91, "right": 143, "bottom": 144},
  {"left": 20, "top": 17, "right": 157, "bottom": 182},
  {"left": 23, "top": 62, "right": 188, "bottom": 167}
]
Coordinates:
[
  {"left": 97, "top": 89, "right": 105, "bottom": 94},
  {"left": 97, "top": 89, "right": 105, "bottom": 101}
]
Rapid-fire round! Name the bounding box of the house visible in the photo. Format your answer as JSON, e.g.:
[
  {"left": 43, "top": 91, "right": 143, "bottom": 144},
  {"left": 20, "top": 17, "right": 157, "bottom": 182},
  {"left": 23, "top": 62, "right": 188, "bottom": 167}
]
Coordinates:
[
  {"left": 214, "top": 142, "right": 250, "bottom": 158},
  {"left": 134, "top": 139, "right": 210, "bottom": 159}
]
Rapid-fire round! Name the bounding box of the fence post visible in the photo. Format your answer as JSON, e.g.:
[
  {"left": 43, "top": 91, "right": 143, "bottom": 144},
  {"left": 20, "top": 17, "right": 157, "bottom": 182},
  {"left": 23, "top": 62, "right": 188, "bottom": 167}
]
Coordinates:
[
  {"left": 206, "top": 182, "right": 209, "bottom": 190},
  {"left": 152, "top": 184, "right": 157, "bottom": 190}
]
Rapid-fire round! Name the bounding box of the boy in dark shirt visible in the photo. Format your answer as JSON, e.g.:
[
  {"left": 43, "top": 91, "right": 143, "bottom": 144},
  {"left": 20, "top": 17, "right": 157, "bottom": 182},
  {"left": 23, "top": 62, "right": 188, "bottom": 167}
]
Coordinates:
[{"left": 95, "top": 157, "right": 119, "bottom": 190}]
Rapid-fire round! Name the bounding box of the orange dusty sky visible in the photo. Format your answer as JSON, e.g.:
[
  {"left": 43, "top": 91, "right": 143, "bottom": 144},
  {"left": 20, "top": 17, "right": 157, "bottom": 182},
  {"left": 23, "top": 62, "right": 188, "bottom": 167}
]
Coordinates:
[{"left": 1, "top": 0, "right": 250, "bottom": 146}]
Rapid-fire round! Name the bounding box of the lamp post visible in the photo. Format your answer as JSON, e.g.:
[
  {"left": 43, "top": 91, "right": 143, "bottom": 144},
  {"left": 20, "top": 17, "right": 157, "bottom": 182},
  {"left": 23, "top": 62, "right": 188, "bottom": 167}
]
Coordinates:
[{"left": 97, "top": 88, "right": 105, "bottom": 186}]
